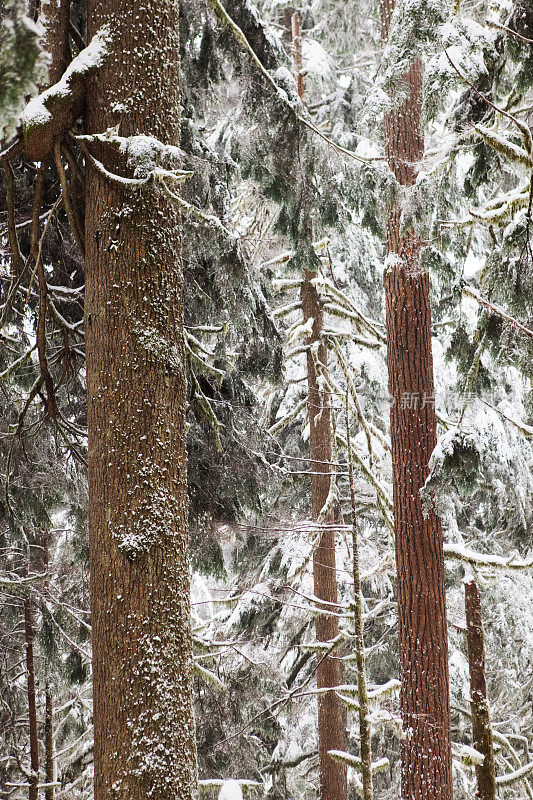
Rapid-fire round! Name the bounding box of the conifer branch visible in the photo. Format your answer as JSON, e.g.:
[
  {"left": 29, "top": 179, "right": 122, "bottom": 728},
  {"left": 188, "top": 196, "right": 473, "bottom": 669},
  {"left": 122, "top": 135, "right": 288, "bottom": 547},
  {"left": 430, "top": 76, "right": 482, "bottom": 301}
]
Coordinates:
[
  {"left": 444, "top": 49, "right": 533, "bottom": 155},
  {"left": 458, "top": 331, "right": 487, "bottom": 426},
  {"left": 443, "top": 544, "right": 533, "bottom": 570},
  {"left": 206, "top": 0, "right": 384, "bottom": 170},
  {"left": 496, "top": 762, "right": 533, "bottom": 786},
  {"left": 486, "top": 19, "right": 533, "bottom": 45},
  {"left": 462, "top": 285, "right": 533, "bottom": 339}
]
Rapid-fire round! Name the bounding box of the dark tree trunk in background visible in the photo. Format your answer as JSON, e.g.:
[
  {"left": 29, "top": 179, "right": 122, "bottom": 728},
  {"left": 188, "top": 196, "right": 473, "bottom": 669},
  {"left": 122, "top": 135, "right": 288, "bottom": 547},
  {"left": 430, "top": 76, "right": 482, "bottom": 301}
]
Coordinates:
[
  {"left": 42, "top": 532, "right": 55, "bottom": 800},
  {"left": 39, "top": 0, "right": 71, "bottom": 86},
  {"left": 24, "top": 587, "right": 39, "bottom": 800},
  {"left": 301, "top": 270, "right": 347, "bottom": 800},
  {"left": 380, "top": 3, "right": 453, "bottom": 800},
  {"left": 45, "top": 688, "right": 55, "bottom": 800},
  {"left": 84, "top": 0, "right": 198, "bottom": 797},
  {"left": 464, "top": 579, "right": 496, "bottom": 800}
]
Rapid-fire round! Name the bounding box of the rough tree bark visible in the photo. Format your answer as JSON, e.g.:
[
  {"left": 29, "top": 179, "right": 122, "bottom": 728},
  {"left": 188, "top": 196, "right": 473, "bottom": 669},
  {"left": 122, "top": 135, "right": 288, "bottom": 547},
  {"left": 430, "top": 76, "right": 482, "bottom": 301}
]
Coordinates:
[
  {"left": 84, "top": 1, "right": 198, "bottom": 798},
  {"left": 380, "top": 3, "right": 453, "bottom": 800},
  {"left": 464, "top": 578, "right": 496, "bottom": 800},
  {"left": 292, "top": 15, "right": 346, "bottom": 800}
]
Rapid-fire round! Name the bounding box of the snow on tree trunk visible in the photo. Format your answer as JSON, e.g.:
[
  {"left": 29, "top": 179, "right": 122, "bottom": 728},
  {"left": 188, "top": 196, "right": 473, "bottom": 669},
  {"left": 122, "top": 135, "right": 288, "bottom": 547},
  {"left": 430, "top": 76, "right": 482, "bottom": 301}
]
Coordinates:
[
  {"left": 84, "top": 0, "right": 198, "bottom": 797},
  {"left": 301, "top": 269, "right": 347, "bottom": 800},
  {"left": 464, "top": 579, "right": 496, "bottom": 800},
  {"left": 380, "top": 6, "right": 453, "bottom": 800}
]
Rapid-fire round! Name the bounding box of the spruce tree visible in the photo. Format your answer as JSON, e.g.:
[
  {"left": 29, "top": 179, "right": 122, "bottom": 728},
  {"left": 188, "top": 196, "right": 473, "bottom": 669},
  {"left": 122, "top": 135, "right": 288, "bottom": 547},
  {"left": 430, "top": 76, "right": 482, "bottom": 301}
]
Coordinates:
[
  {"left": 83, "top": 0, "right": 198, "bottom": 797},
  {"left": 380, "top": 1, "right": 453, "bottom": 798}
]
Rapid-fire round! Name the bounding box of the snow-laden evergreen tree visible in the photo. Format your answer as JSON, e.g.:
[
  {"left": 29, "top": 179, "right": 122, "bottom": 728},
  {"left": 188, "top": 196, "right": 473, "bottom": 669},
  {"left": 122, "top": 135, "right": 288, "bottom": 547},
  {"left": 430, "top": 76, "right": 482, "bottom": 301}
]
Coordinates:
[{"left": 0, "top": 0, "right": 532, "bottom": 797}]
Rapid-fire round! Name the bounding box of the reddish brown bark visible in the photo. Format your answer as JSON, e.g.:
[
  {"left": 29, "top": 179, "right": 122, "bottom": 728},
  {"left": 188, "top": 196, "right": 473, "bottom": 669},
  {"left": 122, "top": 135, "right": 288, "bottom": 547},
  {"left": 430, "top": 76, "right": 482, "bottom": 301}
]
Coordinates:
[
  {"left": 291, "top": 13, "right": 305, "bottom": 102},
  {"left": 301, "top": 271, "right": 347, "bottom": 800},
  {"left": 24, "top": 590, "right": 39, "bottom": 800},
  {"left": 381, "top": 7, "right": 453, "bottom": 800},
  {"left": 464, "top": 579, "right": 496, "bottom": 800},
  {"left": 84, "top": 1, "right": 198, "bottom": 799}
]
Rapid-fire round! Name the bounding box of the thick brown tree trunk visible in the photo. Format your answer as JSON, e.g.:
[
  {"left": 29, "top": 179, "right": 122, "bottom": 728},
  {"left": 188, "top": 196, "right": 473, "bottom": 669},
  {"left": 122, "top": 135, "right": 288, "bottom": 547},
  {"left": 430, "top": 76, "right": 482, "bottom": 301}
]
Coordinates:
[
  {"left": 301, "top": 270, "right": 347, "bottom": 800},
  {"left": 464, "top": 579, "right": 496, "bottom": 800},
  {"left": 380, "top": 6, "right": 453, "bottom": 800},
  {"left": 84, "top": 2, "right": 198, "bottom": 799},
  {"left": 24, "top": 588, "right": 39, "bottom": 800}
]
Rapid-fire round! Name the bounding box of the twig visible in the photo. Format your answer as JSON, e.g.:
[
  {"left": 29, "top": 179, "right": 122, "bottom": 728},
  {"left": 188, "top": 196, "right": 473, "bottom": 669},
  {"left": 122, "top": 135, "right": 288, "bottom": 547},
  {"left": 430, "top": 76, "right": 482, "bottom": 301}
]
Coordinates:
[
  {"left": 486, "top": 19, "right": 533, "bottom": 45},
  {"left": 0, "top": 343, "right": 38, "bottom": 382},
  {"left": 26, "top": 193, "right": 63, "bottom": 301},
  {"left": 462, "top": 285, "right": 533, "bottom": 339},
  {"left": 54, "top": 141, "right": 84, "bottom": 255},
  {"left": 2, "top": 160, "right": 25, "bottom": 276}
]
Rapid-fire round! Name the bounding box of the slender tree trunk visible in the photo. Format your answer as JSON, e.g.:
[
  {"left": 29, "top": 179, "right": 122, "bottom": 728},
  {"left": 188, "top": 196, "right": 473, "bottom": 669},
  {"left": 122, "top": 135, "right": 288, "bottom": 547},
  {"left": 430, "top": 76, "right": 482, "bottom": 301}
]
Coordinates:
[
  {"left": 44, "top": 689, "right": 55, "bottom": 800},
  {"left": 292, "top": 16, "right": 346, "bottom": 799},
  {"left": 290, "top": 13, "right": 305, "bottom": 101},
  {"left": 24, "top": 586, "right": 39, "bottom": 800},
  {"left": 301, "top": 270, "right": 347, "bottom": 800},
  {"left": 380, "top": 5, "right": 453, "bottom": 800},
  {"left": 464, "top": 579, "right": 496, "bottom": 800},
  {"left": 42, "top": 532, "right": 55, "bottom": 800},
  {"left": 84, "top": 1, "right": 198, "bottom": 798},
  {"left": 346, "top": 397, "right": 373, "bottom": 800}
]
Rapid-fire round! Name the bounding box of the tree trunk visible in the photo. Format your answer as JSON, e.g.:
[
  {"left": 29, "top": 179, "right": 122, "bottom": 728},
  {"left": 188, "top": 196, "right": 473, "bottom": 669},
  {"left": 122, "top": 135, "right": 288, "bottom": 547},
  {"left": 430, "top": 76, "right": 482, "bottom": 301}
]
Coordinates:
[
  {"left": 380, "top": 7, "right": 453, "bottom": 800},
  {"left": 42, "top": 532, "right": 55, "bottom": 800},
  {"left": 292, "top": 19, "right": 346, "bottom": 798},
  {"left": 24, "top": 588, "right": 39, "bottom": 800},
  {"left": 346, "top": 398, "right": 373, "bottom": 800},
  {"left": 301, "top": 270, "right": 347, "bottom": 800},
  {"left": 45, "top": 688, "right": 55, "bottom": 800},
  {"left": 464, "top": 579, "right": 496, "bottom": 800},
  {"left": 39, "top": 0, "right": 71, "bottom": 87},
  {"left": 84, "top": 1, "right": 198, "bottom": 798}
]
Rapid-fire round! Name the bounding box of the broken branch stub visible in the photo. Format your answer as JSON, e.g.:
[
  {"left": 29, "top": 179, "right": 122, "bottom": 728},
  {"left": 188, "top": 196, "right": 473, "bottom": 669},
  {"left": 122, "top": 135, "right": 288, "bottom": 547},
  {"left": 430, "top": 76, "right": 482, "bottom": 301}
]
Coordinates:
[{"left": 20, "top": 25, "right": 111, "bottom": 161}]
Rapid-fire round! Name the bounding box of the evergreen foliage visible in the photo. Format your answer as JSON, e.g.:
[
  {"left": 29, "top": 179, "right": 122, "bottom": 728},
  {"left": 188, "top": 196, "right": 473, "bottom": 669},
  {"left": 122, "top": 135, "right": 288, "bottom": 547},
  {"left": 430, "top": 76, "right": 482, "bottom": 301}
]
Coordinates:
[{"left": 0, "top": 0, "right": 532, "bottom": 797}]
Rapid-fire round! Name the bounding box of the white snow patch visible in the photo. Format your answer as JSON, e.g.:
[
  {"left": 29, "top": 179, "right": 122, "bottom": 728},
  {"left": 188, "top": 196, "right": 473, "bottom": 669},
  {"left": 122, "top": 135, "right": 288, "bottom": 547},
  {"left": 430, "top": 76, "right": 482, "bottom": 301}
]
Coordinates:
[
  {"left": 21, "top": 25, "right": 111, "bottom": 131},
  {"left": 218, "top": 780, "right": 243, "bottom": 800}
]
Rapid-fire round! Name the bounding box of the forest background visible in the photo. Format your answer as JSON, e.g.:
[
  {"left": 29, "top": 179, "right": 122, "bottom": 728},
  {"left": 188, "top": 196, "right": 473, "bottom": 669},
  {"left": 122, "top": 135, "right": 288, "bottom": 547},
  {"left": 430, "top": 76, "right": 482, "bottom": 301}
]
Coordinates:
[{"left": 0, "top": 0, "right": 532, "bottom": 797}]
